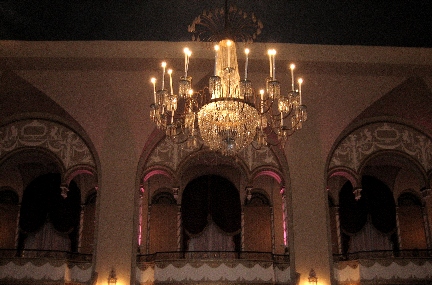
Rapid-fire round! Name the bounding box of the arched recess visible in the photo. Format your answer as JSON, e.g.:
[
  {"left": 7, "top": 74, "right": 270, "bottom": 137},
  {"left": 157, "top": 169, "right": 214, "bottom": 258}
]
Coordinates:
[
  {"left": 137, "top": 134, "right": 292, "bottom": 257},
  {"left": 0, "top": 187, "right": 19, "bottom": 250},
  {"left": 139, "top": 168, "right": 176, "bottom": 254},
  {"left": 250, "top": 169, "right": 287, "bottom": 254},
  {"left": 17, "top": 173, "right": 82, "bottom": 255},
  {"left": 148, "top": 189, "right": 178, "bottom": 254},
  {"left": 339, "top": 176, "right": 398, "bottom": 255},
  {"left": 181, "top": 175, "right": 241, "bottom": 253},
  {"left": 327, "top": 120, "right": 432, "bottom": 258},
  {"left": 397, "top": 192, "right": 427, "bottom": 250},
  {"left": 0, "top": 119, "right": 97, "bottom": 182},
  {"left": 0, "top": 119, "right": 99, "bottom": 255},
  {"left": 327, "top": 121, "right": 431, "bottom": 185},
  {"left": 243, "top": 189, "right": 272, "bottom": 253}
]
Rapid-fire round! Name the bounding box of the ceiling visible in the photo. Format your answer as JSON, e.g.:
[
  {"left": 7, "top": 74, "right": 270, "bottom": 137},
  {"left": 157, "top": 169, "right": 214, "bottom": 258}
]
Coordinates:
[{"left": 1, "top": 1, "right": 431, "bottom": 47}]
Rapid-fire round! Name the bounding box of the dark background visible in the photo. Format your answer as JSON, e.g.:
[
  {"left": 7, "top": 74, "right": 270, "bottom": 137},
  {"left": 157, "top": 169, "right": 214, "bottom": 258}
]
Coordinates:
[{"left": 1, "top": 1, "right": 431, "bottom": 47}]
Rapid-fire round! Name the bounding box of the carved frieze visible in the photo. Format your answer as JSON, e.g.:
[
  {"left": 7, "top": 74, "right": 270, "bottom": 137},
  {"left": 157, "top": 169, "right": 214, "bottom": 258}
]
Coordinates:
[
  {"left": 146, "top": 138, "right": 278, "bottom": 172},
  {"left": 329, "top": 123, "right": 432, "bottom": 173},
  {"left": 334, "top": 259, "right": 432, "bottom": 283},
  {"left": 0, "top": 120, "right": 95, "bottom": 170},
  {"left": 136, "top": 260, "right": 290, "bottom": 284}
]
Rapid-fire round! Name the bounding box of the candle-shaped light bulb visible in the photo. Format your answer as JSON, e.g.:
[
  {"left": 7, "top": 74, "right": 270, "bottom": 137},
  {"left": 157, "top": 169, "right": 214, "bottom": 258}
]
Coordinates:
[
  {"left": 227, "top": 40, "right": 232, "bottom": 68},
  {"left": 151, "top": 77, "right": 157, "bottom": 104},
  {"left": 259, "top": 89, "right": 264, "bottom": 113},
  {"left": 214, "top": 45, "right": 219, "bottom": 76},
  {"left": 168, "top": 69, "right": 173, "bottom": 95},
  {"left": 290, "top": 63, "right": 295, "bottom": 91},
  {"left": 244, "top": 48, "right": 250, "bottom": 80},
  {"left": 267, "top": 49, "right": 273, "bottom": 78},
  {"left": 298, "top": 78, "right": 303, "bottom": 105},
  {"left": 183, "top": 48, "right": 190, "bottom": 77},
  {"left": 161, "top": 61, "right": 167, "bottom": 90},
  {"left": 272, "top": 49, "right": 276, "bottom": 80}
]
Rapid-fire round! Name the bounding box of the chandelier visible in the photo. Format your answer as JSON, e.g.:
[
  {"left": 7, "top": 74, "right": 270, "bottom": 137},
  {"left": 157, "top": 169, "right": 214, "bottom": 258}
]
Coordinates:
[{"left": 149, "top": 5, "right": 307, "bottom": 156}]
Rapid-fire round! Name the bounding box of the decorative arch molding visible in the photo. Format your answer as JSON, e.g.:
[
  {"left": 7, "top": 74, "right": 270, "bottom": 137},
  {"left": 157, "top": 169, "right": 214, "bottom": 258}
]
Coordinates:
[
  {"left": 328, "top": 168, "right": 361, "bottom": 188},
  {"left": 143, "top": 168, "right": 174, "bottom": 182},
  {"left": 252, "top": 169, "right": 284, "bottom": 185},
  {"left": 64, "top": 167, "right": 97, "bottom": 185},
  {"left": 144, "top": 136, "right": 280, "bottom": 175},
  {"left": 328, "top": 122, "right": 432, "bottom": 176},
  {"left": 0, "top": 119, "right": 96, "bottom": 179}
]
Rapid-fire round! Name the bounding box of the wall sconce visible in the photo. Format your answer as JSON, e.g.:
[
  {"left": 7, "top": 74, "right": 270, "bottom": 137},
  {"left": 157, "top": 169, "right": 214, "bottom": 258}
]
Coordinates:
[
  {"left": 108, "top": 269, "right": 117, "bottom": 285},
  {"left": 308, "top": 268, "right": 318, "bottom": 285}
]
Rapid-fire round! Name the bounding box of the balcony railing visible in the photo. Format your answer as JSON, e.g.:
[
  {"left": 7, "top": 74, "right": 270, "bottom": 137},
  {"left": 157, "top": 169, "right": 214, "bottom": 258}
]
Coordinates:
[
  {"left": 137, "top": 251, "right": 289, "bottom": 263},
  {"left": 135, "top": 251, "right": 291, "bottom": 285},
  {"left": 333, "top": 249, "right": 432, "bottom": 261},
  {"left": 333, "top": 249, "right": 432, "bottom": 284},
  {"left": 0, "top": 248, "right": 92, "bottom": 262},
  {"left": 0, "top": 249, "right": 93, "bottom": 285}
]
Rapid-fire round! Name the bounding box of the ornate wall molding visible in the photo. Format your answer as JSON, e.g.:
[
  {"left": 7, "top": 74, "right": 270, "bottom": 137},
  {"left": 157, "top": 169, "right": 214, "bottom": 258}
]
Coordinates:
[
  {"left": 0, "top": 259, "right": 92, "bottom": 283},
  {"left": 0, "top": 119, "right": 95, "bottom": 171},
  {"left": 146, "top": 138, "right": 278, "bottom": 173},
  {"left": 136, "top": 260, "right": 290, "bottom": 284},
  {"left": 334, "top": 259, "right": 432, "bottom": 284},
  {"left": 329, "top": 122, "right": 432, "bottom": 173}
]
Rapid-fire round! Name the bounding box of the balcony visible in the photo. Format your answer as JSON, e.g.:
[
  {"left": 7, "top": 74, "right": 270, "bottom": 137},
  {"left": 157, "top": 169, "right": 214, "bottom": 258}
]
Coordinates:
[
  {"left": 0, "top": 249, "right": 93, "bottom": 285},
  {"left": 136, "top": 251, "right": 290, "bottom": 285},
  {"left": 333, "top": 250, "right": 432, "bottom": 284}
]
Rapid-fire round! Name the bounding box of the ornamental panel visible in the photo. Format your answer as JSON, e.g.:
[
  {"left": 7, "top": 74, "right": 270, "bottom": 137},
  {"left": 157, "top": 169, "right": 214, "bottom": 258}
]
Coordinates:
[
  {"left": 329, "top": 123, "right": 432, "bottom": 173},
  {"left": 0, "top": 120, "right": 95, "bottom": 170},
  {"left": 146, "top": 139, "right": 278, "bottom": 172}
]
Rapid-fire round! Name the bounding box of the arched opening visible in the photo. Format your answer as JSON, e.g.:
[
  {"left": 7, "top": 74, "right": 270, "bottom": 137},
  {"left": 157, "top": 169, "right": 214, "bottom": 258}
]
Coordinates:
[
  {"left": 0, "top": 187, "right": 19, "bottom": 250},
  {"left": 148, "top": 189, "right": 178, "bottom": 254},
  {"left": 398, "top": 192, "right": 427, "bottom": 251},
  {"left": 244, "top": 191, "right": 272, "bottom": 253},
  {"left": 17, "top": 173, "right": 81, "bottom": 256},
  {"left": 181, "top": 175, "right": 241, "bottom": 253},
  {"left": 339, "top": 176, "right": 397, "bottom": 256}
]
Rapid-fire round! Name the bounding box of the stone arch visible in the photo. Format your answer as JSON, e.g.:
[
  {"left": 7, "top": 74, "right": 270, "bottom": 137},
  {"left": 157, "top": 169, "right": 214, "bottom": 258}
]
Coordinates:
[
  {"left": 0, "top": 118, "right": 99, "bottom": 256},
  {"left": 151, "top": 188, "right": 176, "bottom": 205},
  {"left": 0, "top": 119, "right": 97, "bottom": 184},
  {"left": 246, "top": 190, "right": 271, "bottom": 206},
  {"left": 137, "top": 128, "right": 293, "bottom": 257},
  {"left": 359, "top": 149, "right": 428, "bottom": 189},
  {"left": 327, "top": 121, "right": 432, "bottom": 203},
  {"left": 327, "top": 120, "right": 432, "bottom": 258},
  {"left": 328, "top": 121, "right": 432, "bottom": 177}
]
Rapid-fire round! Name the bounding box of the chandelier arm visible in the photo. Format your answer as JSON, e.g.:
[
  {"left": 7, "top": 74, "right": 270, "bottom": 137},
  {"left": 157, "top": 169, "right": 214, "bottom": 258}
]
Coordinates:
[
  {"left": 260, "top": 99, "right": 276, "bottom": 115},
  {"left": 250, "top": 139, "right": 266, "bottom": 150}
]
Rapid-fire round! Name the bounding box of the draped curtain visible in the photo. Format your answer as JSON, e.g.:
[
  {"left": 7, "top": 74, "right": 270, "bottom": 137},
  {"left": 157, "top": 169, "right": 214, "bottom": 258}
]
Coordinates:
[
  {"left": 181, "top": 175, "right": 241, "bottom": 251},
  {"left": 339, "top": 176, "right": 397, "bottom": 254},
  {"left": 17, "top": 173, "right": 81, "bottom": 254}
]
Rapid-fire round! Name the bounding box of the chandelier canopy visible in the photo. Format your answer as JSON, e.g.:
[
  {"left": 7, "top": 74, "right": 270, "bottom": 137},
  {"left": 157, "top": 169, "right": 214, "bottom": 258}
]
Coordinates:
[{"left": 150, "top": 6, "right": 307, "bottom": 156}]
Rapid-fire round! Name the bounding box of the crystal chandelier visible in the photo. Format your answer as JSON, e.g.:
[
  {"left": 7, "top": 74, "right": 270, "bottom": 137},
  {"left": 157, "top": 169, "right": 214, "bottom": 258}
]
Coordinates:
[{"left": 149, "top": 5, "right": 307, "bottom": 156}]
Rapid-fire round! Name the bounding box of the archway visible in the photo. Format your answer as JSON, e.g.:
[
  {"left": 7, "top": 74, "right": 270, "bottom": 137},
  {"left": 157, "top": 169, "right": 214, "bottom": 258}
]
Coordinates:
[{"left": 181, "top": 175, "right": 241, "bottom": 253}]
